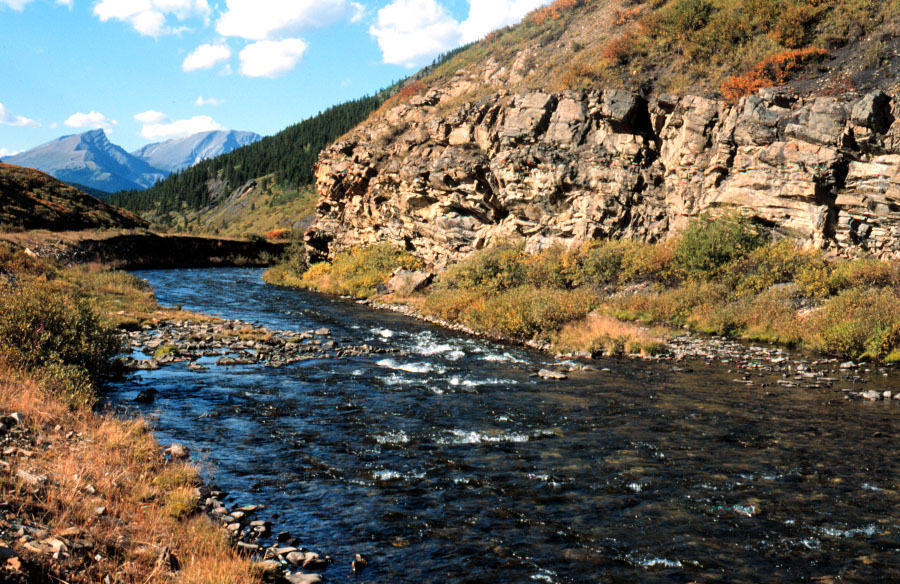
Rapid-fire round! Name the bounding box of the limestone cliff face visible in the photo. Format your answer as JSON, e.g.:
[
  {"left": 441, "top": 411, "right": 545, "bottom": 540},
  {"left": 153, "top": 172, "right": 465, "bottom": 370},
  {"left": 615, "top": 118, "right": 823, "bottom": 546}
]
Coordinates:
[{"left": 307, "top": 82, "right": 900, "bottom": 267}]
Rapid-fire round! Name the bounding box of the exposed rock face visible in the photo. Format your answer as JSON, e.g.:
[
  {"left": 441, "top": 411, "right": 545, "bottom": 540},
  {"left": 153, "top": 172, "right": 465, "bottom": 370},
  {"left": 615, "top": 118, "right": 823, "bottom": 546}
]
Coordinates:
[{"left": 307, "top": 84, "right": 900, "bottom": 267}]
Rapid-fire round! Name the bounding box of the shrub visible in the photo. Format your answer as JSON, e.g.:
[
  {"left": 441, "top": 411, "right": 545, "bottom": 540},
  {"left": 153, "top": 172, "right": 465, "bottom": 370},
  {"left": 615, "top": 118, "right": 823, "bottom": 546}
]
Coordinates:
[
  {"left": 826, "top": 258, "right": 900, "bottom": 292},
  {"left": 721, "top": 47, "right": 829, "bottom": 100},
  {"left": 527, "top": 0, "right": 584, "bottom": 25},
  {"left": 299, "top": 243, "right": 424, "bottom": 298},
  {"left": 523, "top": 244, "right": 579, "bottom": 289},
  {"left": 463, "top": 287, "right": 599, "bottom": 339},
  {"left": 654, "top": 0, "right": 715, "bottom": 42},
  {"left": 673, "top": 213, "right": 767, "bottom": 278},
  {"left": 812, "top": 287, "right": 899, "bottom": 357},
  {"left": 0, "top": 277, "right": 121, "bottom": 401},
  {"left": 726, "top": 239, "right": 826, "bottom": 295},
  {"left": 436, "top": 242, "right": 527, "bottom": 293}
]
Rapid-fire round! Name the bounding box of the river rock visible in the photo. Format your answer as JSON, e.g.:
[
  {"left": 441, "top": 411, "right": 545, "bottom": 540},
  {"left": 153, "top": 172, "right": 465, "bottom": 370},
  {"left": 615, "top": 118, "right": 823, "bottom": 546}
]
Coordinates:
[
  {"left": 387, "top": 268, "right": 433, "bottom": 295},
  {"left": 134, "top": 389, "right": 158, "bottom": 403},
  {"left": 285, "top": 574, "right": 323, "bottom": 584},
  {"left": 164, "top": 443, "right": 190, "bottom": 460},
  {"left": 537, "top": 369, "right": 567, "bottom": 380}
]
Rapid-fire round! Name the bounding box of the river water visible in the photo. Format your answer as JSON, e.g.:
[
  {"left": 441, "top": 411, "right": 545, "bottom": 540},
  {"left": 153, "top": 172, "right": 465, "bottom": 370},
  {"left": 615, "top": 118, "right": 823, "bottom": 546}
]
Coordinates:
[{"left": 106, "top": 268, "right": 900, "bottom": 583}]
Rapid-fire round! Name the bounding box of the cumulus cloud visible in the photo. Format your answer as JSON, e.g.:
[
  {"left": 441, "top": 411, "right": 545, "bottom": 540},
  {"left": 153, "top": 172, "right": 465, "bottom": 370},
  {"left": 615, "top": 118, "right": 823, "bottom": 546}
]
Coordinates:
[
  {"left": 217, "top": 0, "right": 363, "bottom": 41},
  {"left": 239, "top": 39, "right": 308, "bottom": 78},
  {"left": 65, "top": 111, "right": 117, "bottom": 130},
  {"left": 93, "top": 0, "right": 209, "bottom": 37},
  {"left": 183, "top": 43, "right": 232, "bottom": 72},
  {"left": 371, "top": 0, "right": 553, "bottom": 67},
  {"left": 0, "top": 103, "right": 39, "bottom": 127},
  {"left": 0, "top": 147, "right": 23, "bottom": 158},
  {"left": 459, "top": 0, "right": 552, "bottom": 43},
  {"left": 0, "top": 0, "right": 34, "bottom": 10},
  {"left": 134, "top": 110, "right": 169, "bottom": 124},
  {"left": 370, "top": 0, "right": 461, "bottom": 68},
  {"left": 194, "top": 96, "right": 224, "bottom": 107},
  {"left": 136, "top": 112, "right": 225, "bottom": 141}
]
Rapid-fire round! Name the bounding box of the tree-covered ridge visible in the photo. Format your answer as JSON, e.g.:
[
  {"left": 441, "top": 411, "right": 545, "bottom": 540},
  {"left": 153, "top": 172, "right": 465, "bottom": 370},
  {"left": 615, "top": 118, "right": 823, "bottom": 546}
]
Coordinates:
[{"left": 107, "top": 94, "right": 385, "bottom": 217}]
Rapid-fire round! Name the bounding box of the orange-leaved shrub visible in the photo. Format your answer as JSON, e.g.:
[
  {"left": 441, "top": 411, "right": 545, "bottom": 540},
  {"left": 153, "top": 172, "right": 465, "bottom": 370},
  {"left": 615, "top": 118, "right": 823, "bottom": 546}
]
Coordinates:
[{"left": 721, "top": 47, "right": 829, "bottom": 100}]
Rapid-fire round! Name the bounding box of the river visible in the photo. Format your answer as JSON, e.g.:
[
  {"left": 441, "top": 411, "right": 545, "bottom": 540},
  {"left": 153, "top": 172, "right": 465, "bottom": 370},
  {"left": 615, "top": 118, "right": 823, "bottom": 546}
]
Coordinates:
[{"left": 105, "top": 267, "right": 900, "bottom": 583}]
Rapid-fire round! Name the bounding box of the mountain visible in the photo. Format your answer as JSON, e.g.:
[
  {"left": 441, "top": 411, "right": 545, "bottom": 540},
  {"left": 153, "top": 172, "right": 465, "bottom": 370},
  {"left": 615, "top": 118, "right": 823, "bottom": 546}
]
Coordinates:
[
  {"left": 3, "top": 130, "right": 166, "bottom": 193},
  {"left": 131, "top": 130, "right": 262, "bottom": 173},
  {"left": 106, "top": 94, "right": 386, "bottom": 235},
  {"left": 0, "top": 163, "right": 148, "bottom": 231}
]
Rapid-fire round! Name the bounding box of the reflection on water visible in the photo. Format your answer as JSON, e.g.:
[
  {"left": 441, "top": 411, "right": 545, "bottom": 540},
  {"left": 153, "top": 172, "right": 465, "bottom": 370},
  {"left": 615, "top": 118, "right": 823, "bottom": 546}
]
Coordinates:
[{"left": 106, "top": 268, "right": 900, "bottom": 583}]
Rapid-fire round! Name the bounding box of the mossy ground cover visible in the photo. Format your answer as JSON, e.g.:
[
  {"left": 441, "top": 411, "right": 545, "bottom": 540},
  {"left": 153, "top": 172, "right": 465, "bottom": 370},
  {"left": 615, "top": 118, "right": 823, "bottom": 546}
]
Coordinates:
[{"left": 268, "top": 214, "right": 900, "bottom": 362}]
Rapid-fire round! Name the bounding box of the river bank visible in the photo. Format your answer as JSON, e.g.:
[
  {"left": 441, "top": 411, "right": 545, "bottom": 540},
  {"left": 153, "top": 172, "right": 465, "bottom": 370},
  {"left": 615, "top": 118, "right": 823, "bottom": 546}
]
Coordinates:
[
  {"left": 0, "top": 243, "right": 328, "bottom": 583},
  {"left": 0, "top": 229, "right": 284, "bottom": 269}
]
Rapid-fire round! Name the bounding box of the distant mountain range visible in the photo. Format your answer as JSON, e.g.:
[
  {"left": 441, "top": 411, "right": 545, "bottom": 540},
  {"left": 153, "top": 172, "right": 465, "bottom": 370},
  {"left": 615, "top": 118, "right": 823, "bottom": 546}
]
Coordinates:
[
  {"left": 2, "top": 129, "right": 261, "bottom": 194},
  {"left": 131, "top": 130, "right": 261, "bottom": 174}
]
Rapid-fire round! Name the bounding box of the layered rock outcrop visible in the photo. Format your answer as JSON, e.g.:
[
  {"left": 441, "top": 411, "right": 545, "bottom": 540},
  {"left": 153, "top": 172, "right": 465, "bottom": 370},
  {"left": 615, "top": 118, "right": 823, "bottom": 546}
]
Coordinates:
[{"left": 307, "top": 83, "right": 900, "bottom": 267}]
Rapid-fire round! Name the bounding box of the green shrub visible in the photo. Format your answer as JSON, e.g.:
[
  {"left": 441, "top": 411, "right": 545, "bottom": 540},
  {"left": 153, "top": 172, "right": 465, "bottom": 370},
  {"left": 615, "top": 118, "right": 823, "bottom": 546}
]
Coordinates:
[
  {"left": 812, "top": 287, "right": 899, "bottom": 357},
  {"left": 655, "top": 0, "right": 715, "bottom": 42},
  {"left": 0, "top": 277, "right": 121, "bottom": 404},
  {"left": 436, "top": 242, "right": 527, "bottom": 293},
  {"left": 673, "top": 213, "right": 767, "bottom": 278},
  {"left": 462, "top": 287, "right": 599, "bottom": 339},
  {"left": 726, "top": 239, "right": 826, "bottom": 295},
  {"left": 298, "top": 243, "right": 424, "bottom": 298}
]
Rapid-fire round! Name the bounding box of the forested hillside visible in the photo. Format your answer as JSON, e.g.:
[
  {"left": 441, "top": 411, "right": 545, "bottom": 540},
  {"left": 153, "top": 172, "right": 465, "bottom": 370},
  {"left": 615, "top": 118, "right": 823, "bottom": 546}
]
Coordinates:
[{"left": 107, "top": 94, "right": 384, "bottom": 225}]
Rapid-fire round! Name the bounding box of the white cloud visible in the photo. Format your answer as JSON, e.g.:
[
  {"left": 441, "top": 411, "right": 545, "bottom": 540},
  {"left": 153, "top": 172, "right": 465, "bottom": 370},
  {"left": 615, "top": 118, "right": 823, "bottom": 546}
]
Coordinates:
[
  {"left": 459, "top": 0, "right": 552, "bottom": 43},
  {"left": 0, "top": 0, "right": 34, "bottom": 10},
  {"left": 0, "top": 147, "right": 23, "bottom": 158},
  {"left": 239, "top": 39, "right": 307, "bottom": 77},
  {"left": 138, "top": 113, "right": 225, "bottom": 140},
  {"left": 217, "top": 0, "right": 361, "bottom": 41},
  {"left": 65, "top": 110, "right": 117, "bottom": 129},
  {"left": 0, "top": 102, "right": 39, "bottom": 127},
  {"left": 194, "top": 96, "right": 223, "bottom": 106},
  {"left": 93, "top": 0, "right": 209, "bottom": 37},
  {"left": 370, "top": 0, "right": 461, "bottom": 68},
  {"left": 183, "top": 43, "right": 232, "bottom": 72},
  {"left": 370, "top": 0, "right": 554, "bottom": 67},
  {"left": 56, "top": 0, "right": 73, "bottom": 7},
  {"left": 134, "top": 110, "right": 169, "bottom": 124}
]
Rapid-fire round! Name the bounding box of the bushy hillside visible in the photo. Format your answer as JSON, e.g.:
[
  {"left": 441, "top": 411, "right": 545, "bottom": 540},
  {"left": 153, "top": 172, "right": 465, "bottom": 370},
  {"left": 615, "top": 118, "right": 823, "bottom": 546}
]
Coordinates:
[
  {"left": 395, "top": 0, "right": 900, "bottom": 104},
  {"left": 0, "top": 164, "right": 148, "bottom": 231}
]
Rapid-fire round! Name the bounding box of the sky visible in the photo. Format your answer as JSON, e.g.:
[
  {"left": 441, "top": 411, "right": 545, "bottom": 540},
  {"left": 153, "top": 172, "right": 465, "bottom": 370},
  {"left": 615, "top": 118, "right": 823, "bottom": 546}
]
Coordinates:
[{"left": 0, "top": 0, "right": 554, "bottom": 156}]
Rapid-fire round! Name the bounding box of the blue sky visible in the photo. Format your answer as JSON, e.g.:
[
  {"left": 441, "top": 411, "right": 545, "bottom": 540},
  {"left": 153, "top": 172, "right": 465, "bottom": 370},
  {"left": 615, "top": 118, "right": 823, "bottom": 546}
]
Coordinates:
[{"left": 0, "top": 0, "right": 553, "bottom": 156}]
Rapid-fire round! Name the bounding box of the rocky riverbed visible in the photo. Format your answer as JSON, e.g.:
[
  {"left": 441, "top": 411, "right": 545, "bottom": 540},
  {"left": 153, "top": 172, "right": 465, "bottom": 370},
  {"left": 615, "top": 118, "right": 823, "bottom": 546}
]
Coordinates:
[{"left": 363, "top": 299, "right": 897, "bottom": 403}]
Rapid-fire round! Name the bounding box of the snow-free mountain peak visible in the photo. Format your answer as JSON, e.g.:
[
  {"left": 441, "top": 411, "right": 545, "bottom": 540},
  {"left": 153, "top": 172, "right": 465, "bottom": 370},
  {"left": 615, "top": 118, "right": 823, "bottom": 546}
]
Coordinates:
[
  {"left": 131, "top": 130, "right": 262, "bottom": 173},
  {"left": 3, "top": 130, "right": 166, "bottom": 193}
]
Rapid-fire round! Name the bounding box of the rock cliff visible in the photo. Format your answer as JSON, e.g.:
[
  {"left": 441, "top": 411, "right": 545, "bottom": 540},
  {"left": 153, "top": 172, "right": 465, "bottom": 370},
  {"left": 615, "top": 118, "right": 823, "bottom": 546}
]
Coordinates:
[{"left": 307, "top": 81, "right": 900, "bottom": 267}]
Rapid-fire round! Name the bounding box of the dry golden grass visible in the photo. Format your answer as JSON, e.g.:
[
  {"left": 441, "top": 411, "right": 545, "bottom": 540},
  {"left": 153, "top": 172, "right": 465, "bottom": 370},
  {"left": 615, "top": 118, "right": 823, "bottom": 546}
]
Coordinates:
[
  {"left": 0, "top": 362, "right": 262, "bottom": 584},
  {"left": 552, "top": 313, "right": 668, "bottom": 356}
]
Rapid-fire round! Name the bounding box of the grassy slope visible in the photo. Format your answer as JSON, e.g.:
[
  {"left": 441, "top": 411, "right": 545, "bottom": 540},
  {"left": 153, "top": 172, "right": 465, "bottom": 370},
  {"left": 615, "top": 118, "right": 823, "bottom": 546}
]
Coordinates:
[{"left": 0, "top": 164, "right": 148, "bottom": 231}]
